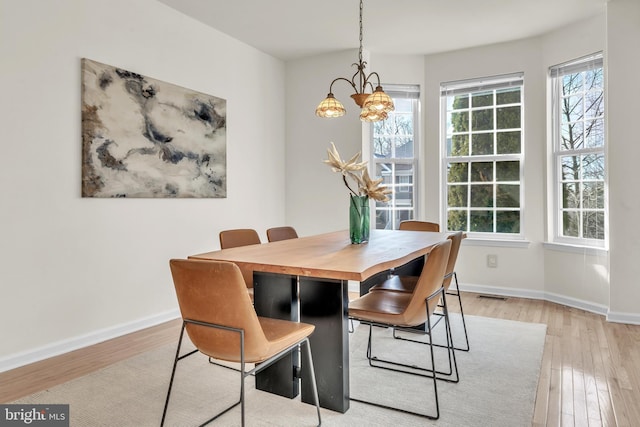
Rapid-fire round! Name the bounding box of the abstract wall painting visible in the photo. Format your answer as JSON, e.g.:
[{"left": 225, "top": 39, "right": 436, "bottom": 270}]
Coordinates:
[{"left": 81, "top": 58, "right": 227, "bottom": 198}]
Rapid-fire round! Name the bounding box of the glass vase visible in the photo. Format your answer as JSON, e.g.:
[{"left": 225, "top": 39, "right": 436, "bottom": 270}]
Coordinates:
[{"left": 349, "top": 195, "right": 370, "bottom": 244}]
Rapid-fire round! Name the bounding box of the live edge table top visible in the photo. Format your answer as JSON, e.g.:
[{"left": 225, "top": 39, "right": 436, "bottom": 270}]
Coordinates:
[{"left": 188, "top": 229, "right": 450, "bottom": 282}]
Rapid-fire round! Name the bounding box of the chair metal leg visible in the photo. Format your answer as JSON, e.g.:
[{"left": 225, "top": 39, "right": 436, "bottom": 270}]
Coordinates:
[
  {"left": 446, "top": 271, "right": 470, "bottom": 351},
  {"left": 350, "top": 288, "right": 458, "bottom": 420},
  {"left": 302, "top": 338, "right": 323, "bottom": 426}
]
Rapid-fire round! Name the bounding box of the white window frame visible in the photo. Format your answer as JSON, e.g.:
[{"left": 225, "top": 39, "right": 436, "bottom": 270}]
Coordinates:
[
  {"left": 370, "top": 84, "right": 420, "bottom": 230},
  {"left": 440, "top": 73, "right": 525, "bottom": 240},
  {"left": 549, "top": 53, "right": 607, "bottom": 249}
]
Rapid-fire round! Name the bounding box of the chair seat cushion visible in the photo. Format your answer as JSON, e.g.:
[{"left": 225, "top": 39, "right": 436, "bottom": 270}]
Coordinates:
[
  {"left": 257, "top": 317, "right": 315, "bottom": 363},
  {"left": 349, "top": 291, "right": 417, "bottom": 327}
]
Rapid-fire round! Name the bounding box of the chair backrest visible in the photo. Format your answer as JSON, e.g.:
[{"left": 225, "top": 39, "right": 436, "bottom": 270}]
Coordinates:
[
  {"left": 399, "top": 220, "right": 440, "bottom": 232},
  {"left": 266, "top": 226, "right": 299, "bottom": 242},
  {"left": 219, "top": 229, "right": 261, "bottom": 249},
  {"left": 402, "top": 239, "right": 451, "bottom": 325},
  {"left": 169, "top": 259, "right": 270, "bottom": 362},
  {"left": 443, "top": 231, "right": 464, "bottom": 291}
]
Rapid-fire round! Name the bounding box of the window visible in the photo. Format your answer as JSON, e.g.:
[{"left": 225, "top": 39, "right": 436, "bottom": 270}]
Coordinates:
[
  {"left": 550, "top": 53, "right": 606, "bottom": 247},
  {"left": 372, "top": 85, "right": 419, "bottom": 230},
  {"left": 441, "top": 74, "right": 524, "bottom": 237}
]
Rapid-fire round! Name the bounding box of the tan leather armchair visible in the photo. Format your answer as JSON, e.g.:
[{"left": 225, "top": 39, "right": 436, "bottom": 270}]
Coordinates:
[
  {"left": 348, "top": 239, "right": 457, "bottom": 420},
  {"left": 266, "top": 226, "right": 299, "bottom": 242},
  {"left": 162, "top": 259, "right": 321, "bottom": 427},
  {"left": 219, "top": 229, "right": 261, "bottom": 300}
]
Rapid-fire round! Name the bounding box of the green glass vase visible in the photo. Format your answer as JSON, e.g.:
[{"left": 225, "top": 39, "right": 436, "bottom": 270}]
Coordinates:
[{"left": 349, "top": 195, "right": 370, "bottom": 244}]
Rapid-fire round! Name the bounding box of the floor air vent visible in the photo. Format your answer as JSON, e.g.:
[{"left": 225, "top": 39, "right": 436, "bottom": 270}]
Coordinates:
[{"left": 478, "top": 294, "right": 508, "bottom": 301}]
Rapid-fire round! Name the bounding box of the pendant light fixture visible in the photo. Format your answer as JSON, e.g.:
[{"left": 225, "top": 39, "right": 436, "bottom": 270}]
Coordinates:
[{"left": 315, "top": 0, "right": 394, "bottom": 123}]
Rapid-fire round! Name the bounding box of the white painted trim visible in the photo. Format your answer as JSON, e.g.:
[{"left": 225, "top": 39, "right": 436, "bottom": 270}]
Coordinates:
[
  {"left": 459, "top": 283, "right": 609, "bottom": 317},
  {"left": 462, "top": 238, "right": 531, "bottom": 249},
  {"left": 606, "top": 310, "right": 640, "bottom": 325},
  {"left": 543, "top": 242, "right": 608, "bottom": 257},
  {"left": 0, "top": 309, "right": 181, "bottom": 373}
]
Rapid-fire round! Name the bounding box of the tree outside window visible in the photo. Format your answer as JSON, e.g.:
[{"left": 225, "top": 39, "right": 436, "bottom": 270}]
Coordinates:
[
  {"left": 551, "top": 54, "right": 605, "bottom": 245},
  {"left": 442, "top": 74, "right": 524, "bottom": 236}
]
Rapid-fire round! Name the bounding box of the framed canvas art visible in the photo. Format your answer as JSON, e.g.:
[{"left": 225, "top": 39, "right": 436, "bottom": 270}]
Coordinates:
[{"left": 81, "top": 58, "right": 227, "bottom": 198}]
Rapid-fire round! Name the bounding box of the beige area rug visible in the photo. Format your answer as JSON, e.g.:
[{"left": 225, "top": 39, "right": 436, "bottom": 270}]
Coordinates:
[{"left": 15, "top": 314, "right": 546, "bottom": 426}]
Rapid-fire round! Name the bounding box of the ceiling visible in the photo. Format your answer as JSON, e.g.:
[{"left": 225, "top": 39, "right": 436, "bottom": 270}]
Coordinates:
[{"left": 158, "top": 0, "right": 606, "bottom": 61}]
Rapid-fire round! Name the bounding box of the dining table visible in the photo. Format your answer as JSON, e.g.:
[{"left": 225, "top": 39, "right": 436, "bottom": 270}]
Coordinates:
[{"left": 188, "top": 229, "right": 450, "bottom": 413}]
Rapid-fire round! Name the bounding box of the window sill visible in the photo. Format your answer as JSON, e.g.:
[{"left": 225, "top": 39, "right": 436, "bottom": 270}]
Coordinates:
[
  {"left": 461, "top": 238, "right": 530, "bottom": 249},
  {"left": 543, "top": 242, "right": 608, "bottom": 256}
]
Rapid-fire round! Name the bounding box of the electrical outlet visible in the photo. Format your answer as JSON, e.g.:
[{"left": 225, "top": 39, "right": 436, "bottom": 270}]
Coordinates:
[{"left": 487, "top": 254, "right": 498, "bottom": 268}]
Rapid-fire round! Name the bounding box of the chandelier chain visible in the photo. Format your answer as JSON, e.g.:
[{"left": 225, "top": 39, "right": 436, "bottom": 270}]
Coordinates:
[{"left": 358, "top": 0, "right": 363, "bottom": 63}]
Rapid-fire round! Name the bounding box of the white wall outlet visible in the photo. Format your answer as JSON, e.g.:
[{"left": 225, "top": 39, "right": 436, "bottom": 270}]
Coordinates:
[{"left": 487, "top": 254, "right": 498, "bottom": 268}]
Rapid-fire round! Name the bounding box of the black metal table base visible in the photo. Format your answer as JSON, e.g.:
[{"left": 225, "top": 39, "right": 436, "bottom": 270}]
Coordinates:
[{"left": 253, "top": 272, "right": 350, "bottom": 413}]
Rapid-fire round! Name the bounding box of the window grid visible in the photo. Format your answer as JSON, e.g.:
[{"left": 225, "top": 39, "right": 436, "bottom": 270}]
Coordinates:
[
  {"left": 443, "top": 80, "right": 524, "bottom": 237},
  {"left": 372, "top": 92, "right": 419, "bottom": 230},
  {"left": 551, "top": 54, "right": 605, "bottom": 246}
]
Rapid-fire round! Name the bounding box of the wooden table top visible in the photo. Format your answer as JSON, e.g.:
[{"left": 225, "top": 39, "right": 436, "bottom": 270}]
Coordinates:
[{"left": 189, "top": 229, "right": 450, "bottom": 282}]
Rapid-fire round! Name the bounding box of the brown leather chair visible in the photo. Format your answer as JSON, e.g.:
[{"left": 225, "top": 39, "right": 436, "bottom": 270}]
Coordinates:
[
  {"left": 266, "top": 226, "right": 299, "bottom": 242},
  {"left": 369, "top": 231, "right": 470, "bottom": 351},
  {"left": 162, "top": 259, "right": 321, "bottom": 427},
  {"left": 348, "top": 239, "right": 457, "bottom": 420},
  {"left": 219, "top": 229, "right": 261, "bottom": 300},
  {"left": 399, "top": 220, "right": 440, "bottom": 232}
]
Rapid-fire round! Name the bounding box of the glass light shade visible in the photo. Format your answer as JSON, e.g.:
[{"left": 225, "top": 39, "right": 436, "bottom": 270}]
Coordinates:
[
  {"left": 363, "top": 86, "right": 395, "bottom": 113},
  {"left": 315, "top": 93, "right": 346, "bottom": 118},
  {"left": 360, "top": 108, "right": 388, "bottom": 122}
]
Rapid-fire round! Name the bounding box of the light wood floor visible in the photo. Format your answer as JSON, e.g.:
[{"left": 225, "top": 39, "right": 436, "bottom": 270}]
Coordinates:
[{"left": 2, "top": 292, "right": 640, "bottom": 426}]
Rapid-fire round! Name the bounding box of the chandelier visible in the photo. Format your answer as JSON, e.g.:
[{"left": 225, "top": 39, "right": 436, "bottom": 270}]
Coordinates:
[{"left": 315, "top": 0, "right": 394, "bottom": 123}]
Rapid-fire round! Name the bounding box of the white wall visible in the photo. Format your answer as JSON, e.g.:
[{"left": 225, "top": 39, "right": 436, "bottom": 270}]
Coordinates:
[
  {"left": 606, "top": 0, "right": 640, "bottom": 321},
  {"left": 422, "top": 38, "right": 547, "bottom": 294},
  {"left": 0, "top": 0, "right": 286, "bottom": 370},
  {"left": 285, "top": 50, "right": 363, "bottom": 235}
]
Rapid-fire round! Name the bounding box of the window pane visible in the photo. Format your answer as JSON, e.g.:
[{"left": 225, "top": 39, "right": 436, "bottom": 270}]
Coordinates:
[
  {"left": 496, "top": 184, "right": 520, "bottom": 207},
  {"left": 562, "top": 183, "right": 580, "bottom": 209},
  {"left": 452, "top": 94, "right": 469, "bottom": 109},
  {"left": 470, "top": 210, "right": 493, "bottom": 232},
  {"left": 472, "top": 133, "right": 493, "bottom": 155},
  {"left": 582, "top": 154, "right": 604, "bottom": 180},
  {"left": 496, "top": 161, "right": 519, "bottom": 181},
  {"left": 496, "top": 211, "right": 520, "bottom": 233},
  {"left": 561, "top": 156, "right": 580, "bottom": 181},
  {"left": 585, "top": 69, "right": 603, "bottom": 89},
  {"left": 563, "top": 211, "right": 579, "bottom": 237},
  {"left": 472, "top": 91, "right": 493, "bottom": 107},
  {"left": 563, "top": 73, "right": 583, "bottom": 95},
  {"left": 448, "top": 162, "right": 468, "bottom": 183},
  {"left": 472, "top": 109, "right": 493, "bottom": 131},
  {"left": 376, "top": 209, "right": 390, "bottom": 229},
  {"left": 451, "top": 134, "right": 469, "bottom": 156},
  {"left": 376, "top": 163, "right": 393, "bottom": 185},
  {"left": 561, "top": 122, "right": 584, "bottom": 150},
  {"left": 496, "top": 88, "right": 520, "bottom": 105},
  {"left": 583, "top": 211, "right": 604, "bottom": 239},
  {"left": 373, "top": 137, "right": 392, "bottom": 158},
  {"left": 448, "top": 185, "right": 468, "bottom": 207},
  {"left": 585, "top": 90, "right": 603, "bottom": 118},
  {"left": 395, "top": 137, "right": 414, "bottom": 159},
  {"left": 451, "top": 111, "right": 469, "bottom": 132},
  {"left": 583, "top": 182, "right": 604, "bottom": 209},
  {"left": 563, "top": 95, "right": 584, "bottom": 122},
  {"left": 470, "top": 184, "right": 493, "bottom": 207},
  {"left": 496, "top": 106, "right": 520, "bottom": 129},
  {"left": 471, "top": 162, "right": 493, "bottom": 182},
  {"left": 448, "top": 210, "right": 467, "bottom": 231},
  {"left": 497, "top": 131, "right": 521, "bottom": 154},
  {"left": 585, "top": 118, "right": 604, "bottom": 148}
]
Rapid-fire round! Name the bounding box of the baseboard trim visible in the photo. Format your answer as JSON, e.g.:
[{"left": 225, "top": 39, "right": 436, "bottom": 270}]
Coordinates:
[
  {"left": 606, "top": 310, "right": 640, "bottom": 325},
  {"left": 459, "top": 283, "right": 609, "bottom": 317},
  {"left": 0, "top": 309, "right": 180, "bottom": 373}
]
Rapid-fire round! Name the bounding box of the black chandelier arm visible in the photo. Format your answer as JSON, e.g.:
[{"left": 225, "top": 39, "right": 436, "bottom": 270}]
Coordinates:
[{"left": 367, "top": 71, "right": 383, "bottom": 88}]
